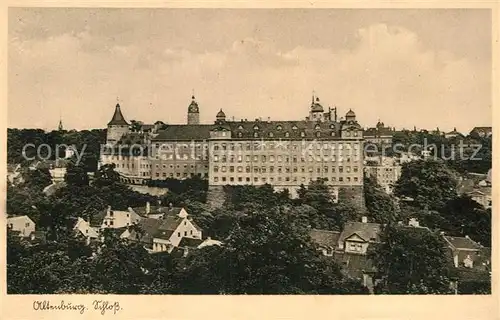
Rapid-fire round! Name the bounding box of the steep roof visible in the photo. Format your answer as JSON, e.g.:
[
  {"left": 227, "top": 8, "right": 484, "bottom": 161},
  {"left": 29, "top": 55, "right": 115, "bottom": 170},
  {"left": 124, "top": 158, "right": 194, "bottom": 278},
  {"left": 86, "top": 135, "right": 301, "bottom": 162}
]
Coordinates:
[
  {"left": 89, "top": 210, "right": 107, "bottom": 228},
  {"left": 444, "top": 236, "right": 482, "bottom": 250},
  {"left": 108, "top": 103, "right": 129, "bottom": 126},
  {"left": 136, "top": 218, "right": 164, "bottom": 245},
  {"left": 153, "top": 125, "right": 213, "bottom": 141},
  {"left": 338, "top": 221, "right": 382, "bottom": 244},
  {"left": 309, "top": 229, "right": 341, "bottom": 248}
]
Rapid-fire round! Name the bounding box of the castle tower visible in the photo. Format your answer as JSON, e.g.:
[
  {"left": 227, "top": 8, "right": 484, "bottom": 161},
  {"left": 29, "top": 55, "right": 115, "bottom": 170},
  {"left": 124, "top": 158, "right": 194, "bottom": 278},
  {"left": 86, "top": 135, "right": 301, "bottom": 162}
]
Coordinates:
[
  {"left": 106, "top": 103, "right": 129, "bottom": 145},
  {"left": 309, "top": 94, "right": 324, "bottom": 122},
  {"left": 187, "top": 95, "right": 200, "bottom": 125}
]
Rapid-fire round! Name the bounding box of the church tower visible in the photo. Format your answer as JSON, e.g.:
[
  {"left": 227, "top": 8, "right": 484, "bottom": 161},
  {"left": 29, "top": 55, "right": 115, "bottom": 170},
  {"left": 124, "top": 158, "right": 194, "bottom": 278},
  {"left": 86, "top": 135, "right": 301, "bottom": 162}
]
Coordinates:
[
  {"left": 106, "top": 103, "right": 129, "bottom": 145},
  {"left": 187, "top": 95, "right": 200, "bottom": 125}
]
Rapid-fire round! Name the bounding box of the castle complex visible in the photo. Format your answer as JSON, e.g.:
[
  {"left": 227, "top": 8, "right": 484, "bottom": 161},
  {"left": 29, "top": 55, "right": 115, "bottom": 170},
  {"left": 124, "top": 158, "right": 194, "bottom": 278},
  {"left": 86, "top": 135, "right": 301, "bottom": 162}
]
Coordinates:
[{"left": 99, "top": 95, "right": 365, "bottom": 208}]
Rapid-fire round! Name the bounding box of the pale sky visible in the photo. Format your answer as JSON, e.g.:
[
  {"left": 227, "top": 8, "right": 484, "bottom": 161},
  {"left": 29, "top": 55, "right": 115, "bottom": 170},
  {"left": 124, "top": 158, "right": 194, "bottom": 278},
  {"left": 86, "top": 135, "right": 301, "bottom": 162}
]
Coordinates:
[{"left": 8, "top": 8, "right": 492, "bottom": 132}]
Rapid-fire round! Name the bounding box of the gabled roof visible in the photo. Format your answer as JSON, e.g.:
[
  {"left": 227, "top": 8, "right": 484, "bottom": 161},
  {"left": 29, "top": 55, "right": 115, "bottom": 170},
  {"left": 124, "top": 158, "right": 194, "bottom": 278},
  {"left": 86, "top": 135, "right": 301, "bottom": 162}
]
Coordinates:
[
  {"left": 108, "top": 103, "right": 129, "bottom": 126},
  {"left": 153, "top": 125, "right": 213, "bottom": 141},
  {"left": 7, "top": 215, "right": 34, "bottom": 223},
  {"left": 338, "top": 221, "right": 382, "bottom": 244},
  {"left": 444, "top": 236, "right": 482, "bottom": 251},
  {"left": 309, "top": 229, "right": 341, "bottom": 248},
  {"left": 136, "top": 218, "right": 164, "bottom": 245},
  {"left": 89, "top": 210, "right": 108, "bottom": 228}
]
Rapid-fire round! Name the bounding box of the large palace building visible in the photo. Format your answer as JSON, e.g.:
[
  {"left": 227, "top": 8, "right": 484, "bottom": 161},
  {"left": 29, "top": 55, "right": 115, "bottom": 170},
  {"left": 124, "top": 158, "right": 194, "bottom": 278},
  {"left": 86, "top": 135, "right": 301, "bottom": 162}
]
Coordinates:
[{"left": 99, "top": 95, "right": 365, "bottom": 208}]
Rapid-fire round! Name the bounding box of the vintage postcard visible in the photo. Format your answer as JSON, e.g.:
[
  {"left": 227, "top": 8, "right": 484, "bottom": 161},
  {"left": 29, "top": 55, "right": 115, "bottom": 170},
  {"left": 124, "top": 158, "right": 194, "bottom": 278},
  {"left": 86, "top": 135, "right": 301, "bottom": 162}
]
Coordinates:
[{"left": 1, "top": 2, "right": 498, "bottom": 320}]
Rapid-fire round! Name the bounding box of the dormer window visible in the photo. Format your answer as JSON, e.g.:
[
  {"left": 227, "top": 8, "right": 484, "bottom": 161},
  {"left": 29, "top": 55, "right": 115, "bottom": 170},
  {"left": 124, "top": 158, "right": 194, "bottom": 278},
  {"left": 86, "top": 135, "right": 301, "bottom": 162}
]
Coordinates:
[
  {"left": 269, "top": 132, "right": 274, "bottom": 137},
  {"left": 254, "top": 132, "right": 259, "bottom": 138},
  {"left": 285, "top": 132, "right": 290, "bottom": 138},
  {"left": 315, "top": 124, "right": 321, "bottom": 130},
  {"left": 276, "top": 125, "right": 283, "bottom": 131},
  {"left": 316, "top": 131, "right": 321, "bottom": 138},
  {"left": 238, "top": 125, "right": 243, "bottom": 130},
  {"left": 237, "top": 132, "right": 243, "bottom": 138},
  {"left": 300, "top": 131, "right": 305, "bottom": 137},
  {"left": 354, "top": 131, "right": 358, "bottom": 137},
  {"left": 331, "top": 132, "right": 335, "bottom": 136},
  {"left": 330, "top": 124, "right": 335, "bottom": 129},
  {"left": 292, "top": 125, "right": 298, "bottom": 130},
  {"left": 345, "top": 131, "right": 351, "bottom": 137},
  {"left": 253, "top": 125, "right": 259, "bottom": 130}
]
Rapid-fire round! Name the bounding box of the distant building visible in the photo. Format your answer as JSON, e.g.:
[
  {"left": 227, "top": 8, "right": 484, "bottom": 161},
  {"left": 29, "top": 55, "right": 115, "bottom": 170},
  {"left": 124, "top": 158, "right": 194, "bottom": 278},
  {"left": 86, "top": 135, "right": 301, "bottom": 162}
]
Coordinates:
[
  {"left": 469, "top": 126, "right": 492, "bottom": 138},
  {"left": 364, "top": 156, "right": 402, "bottom": 194},
  {"left": 73, "top": 217, "right": 100, "bottom": 244},
  {"left": 100, "top": 94, "right": 366, "bottom": 208},
  {"left": 7, "top": 215, "right": 36, "bottom": 238},
  {"left": 150, "top": 208, "right": 203, "bottom": 253},
  {"left": 364, "top": 121, "right": 393, "bottom": 145},
  {"left": 91, "top": 206, "right": 143, "bottom": 229},
  {"left": 445, "top": 128, "right": 464, "bottom": 139}
]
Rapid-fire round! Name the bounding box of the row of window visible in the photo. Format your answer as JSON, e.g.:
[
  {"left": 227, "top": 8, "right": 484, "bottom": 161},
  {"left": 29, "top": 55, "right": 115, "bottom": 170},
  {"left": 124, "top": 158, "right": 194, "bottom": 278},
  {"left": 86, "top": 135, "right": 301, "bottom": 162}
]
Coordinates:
[
  {"left": 155, "top": 172, "right": 209, "bottom": 178},
  {"left": 213, "top": 142, "right": 361, "bottom": 151},
  {"left": 213, "top": 154, "right": 361, "bottom": 163},
  {"left": 232, "top": 130, "right": 359, "bottom": 138},
  {"left": 213, "top": 176, "right": 360, "bottom": 183},
  {"left": 213, "top": 165, "right": 359, "bottom": 174}
]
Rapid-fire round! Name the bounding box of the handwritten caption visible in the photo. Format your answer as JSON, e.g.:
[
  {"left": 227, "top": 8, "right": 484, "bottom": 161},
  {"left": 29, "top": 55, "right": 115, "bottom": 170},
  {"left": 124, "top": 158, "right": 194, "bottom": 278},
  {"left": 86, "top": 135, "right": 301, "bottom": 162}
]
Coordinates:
[{"left": 33, "top": 300, "right": 123, "bottom": 315}]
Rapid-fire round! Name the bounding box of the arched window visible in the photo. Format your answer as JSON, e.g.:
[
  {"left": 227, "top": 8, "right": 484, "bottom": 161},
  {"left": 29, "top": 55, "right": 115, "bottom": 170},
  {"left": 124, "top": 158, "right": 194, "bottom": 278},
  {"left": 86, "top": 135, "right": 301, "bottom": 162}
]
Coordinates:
[
  {"left": 300, "top": 131, "right": 305, "bottom": 137},
  {"left": 285, "top": 132, "right": 290, "bottom": 137},
  {"left": 331, "top": 131, "right": 335, "bottom": 136},
  {"left": 238, "top": 132, "right": 243, "bottom": 137},
  {"left": 315, "top": 124, "right": 321, "bottom": 130},
  {"left": 254, "top": 132, "right": 259, "bottom": 138},
  {"left": 269, "top": 132, "right": 274, "bottom": 137},
  {"left": 316, "top": 131, "right": 321, "bottom": 138},
  {"left": 277, "top": 125, "right": 283, "bottom": 131}
]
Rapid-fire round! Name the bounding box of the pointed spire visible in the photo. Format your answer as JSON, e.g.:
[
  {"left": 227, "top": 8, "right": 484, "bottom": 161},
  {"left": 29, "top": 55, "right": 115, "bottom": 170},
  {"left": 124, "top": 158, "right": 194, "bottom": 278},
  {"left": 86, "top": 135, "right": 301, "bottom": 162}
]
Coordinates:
[
  {"left": 58, "top": 119, "right": 63, "bottom": 131},
  {"left": 108, "top": 103, "right": 129, "bottom": 126}
]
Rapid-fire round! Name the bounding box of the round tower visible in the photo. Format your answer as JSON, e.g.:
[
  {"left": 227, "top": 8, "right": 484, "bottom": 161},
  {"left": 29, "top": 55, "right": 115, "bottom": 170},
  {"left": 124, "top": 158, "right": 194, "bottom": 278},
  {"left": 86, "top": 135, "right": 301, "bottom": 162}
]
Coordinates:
[
  {"left": 187, "top": 95, "right": 200, "bottom": 125},
  {"left": 106, "top": 103, "right": 130, "bottom": 145}
]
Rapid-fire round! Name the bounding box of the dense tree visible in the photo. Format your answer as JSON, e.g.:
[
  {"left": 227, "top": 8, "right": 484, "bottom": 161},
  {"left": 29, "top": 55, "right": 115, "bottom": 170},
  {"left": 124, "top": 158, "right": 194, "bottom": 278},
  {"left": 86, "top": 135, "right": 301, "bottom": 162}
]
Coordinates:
[
  {"left": 372, "top": 224, "right": 453, "bottom": 294},
  {"left": 175, "top": 208, "right": 367, "bottom": 294},
  {"left": 364, "top": 175, "right": 398, "bottom": 224},
  {"left": 394, "top": 159, "right": 459, "bottom": 210},
  {"left": 64, "top": 162, "right": 90, "bottom": 187}
]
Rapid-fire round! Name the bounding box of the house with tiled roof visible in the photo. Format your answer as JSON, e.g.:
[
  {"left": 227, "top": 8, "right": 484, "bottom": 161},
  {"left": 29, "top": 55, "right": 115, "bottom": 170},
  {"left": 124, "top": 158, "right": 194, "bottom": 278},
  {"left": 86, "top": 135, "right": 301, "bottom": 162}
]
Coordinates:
[
  {"left": 445, "top": 127, "right": 464, "bottom": 139},
  {"left": 73, "top": 217, "right": 100, "bottom": 245},
  {"left": 151, "top": 208, "right": 203, "bottom": 253},
  {"left": 7, "top": 215, "right": 36, "bottom": 238},
  {"left": 91, "top": 206, "right": 143, "bottom": 229},
  {"left": 469, "top": 126, "right": 492, "bottom": 138},
  {"left": 443, "top": 234, "right": 491, "bottom": 293},
  {"left": 364, "top": 121, "right": 394, "bottom": 145},
  {"left": 337, "top": 217, "right": 382, "bottom": 254},
  {"left": 309, "top": 229, "right": 340, "bottom": 256}
]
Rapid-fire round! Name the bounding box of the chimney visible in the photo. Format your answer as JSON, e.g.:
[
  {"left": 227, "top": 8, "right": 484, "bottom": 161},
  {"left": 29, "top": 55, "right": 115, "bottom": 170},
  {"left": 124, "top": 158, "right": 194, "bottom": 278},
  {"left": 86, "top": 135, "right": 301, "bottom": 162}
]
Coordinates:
[
  {"left": 267, "top": 117, "right": 271, "bottom": 123},
  {"left": 146, "top": 201, "right": 151, "bottom": 214},
  {"left": 361, "top": 216, "right": 368, "bottom": 223},
  {"left": 107, "top": 206, "right": 111, "bottom": 215}
]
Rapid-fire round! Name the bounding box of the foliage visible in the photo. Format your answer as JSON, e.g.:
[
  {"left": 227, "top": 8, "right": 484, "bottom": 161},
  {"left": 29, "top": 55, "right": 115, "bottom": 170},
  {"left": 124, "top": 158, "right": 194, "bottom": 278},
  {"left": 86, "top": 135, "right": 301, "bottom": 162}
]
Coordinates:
[
  {"left": 394, "top": 159, "right": 459, "bottom": 210},
  {"left": 364, "top": 175, "right": 398, "bottom": 224},
  {"left": 372, "top": 224, "right": 453, "bottom": 294}
]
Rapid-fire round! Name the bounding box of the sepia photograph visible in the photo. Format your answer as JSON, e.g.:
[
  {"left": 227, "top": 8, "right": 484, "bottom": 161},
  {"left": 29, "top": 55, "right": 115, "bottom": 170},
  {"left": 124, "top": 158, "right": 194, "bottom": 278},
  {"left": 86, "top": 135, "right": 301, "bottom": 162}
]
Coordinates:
[{"left": 4, "top": 6, "right": 495, "bottom": 302}]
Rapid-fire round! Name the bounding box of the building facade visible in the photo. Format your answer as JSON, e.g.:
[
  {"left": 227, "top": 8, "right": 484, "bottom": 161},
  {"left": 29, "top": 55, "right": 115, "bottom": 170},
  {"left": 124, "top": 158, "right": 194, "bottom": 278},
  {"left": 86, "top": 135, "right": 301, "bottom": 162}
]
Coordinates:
[{"left": 100, "top": 95, "right": 365, "bottom": 205}]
